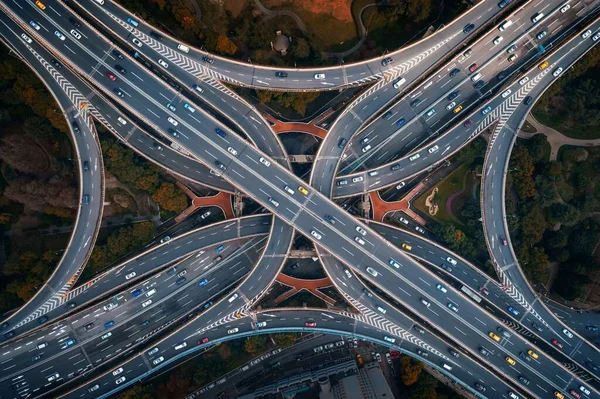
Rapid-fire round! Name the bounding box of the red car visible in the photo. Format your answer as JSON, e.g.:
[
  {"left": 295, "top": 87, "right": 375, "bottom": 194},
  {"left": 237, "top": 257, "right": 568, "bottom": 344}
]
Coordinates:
[
  {"left": 106, "top": 72, "right": 116, "bottom": 81},
  {"left": 479, "top": 287, "right": 490, "bottom": 296},
  {"left": 305, "top": 321, "right": 317, "bottom": 327},
  {"left": 552, "top": 339, "right": 564, "bottom": 349},
  {"left": 468, "top": 63, "right": 479, "bottom": 72},
  {"left": 390, "top": 350, "right": 400, "bottom": 357},
  {"left": 198, "top": 337, "right": 209, "bottom": 344},
  {"left": 570, "top": 389, "right": 581, "bottom": 399},
  {"left": 499, "top": 235, "right": 508, "bottom": 245},
  {"left": 463, "top": 119, "right": 474, "bottom": 128}
]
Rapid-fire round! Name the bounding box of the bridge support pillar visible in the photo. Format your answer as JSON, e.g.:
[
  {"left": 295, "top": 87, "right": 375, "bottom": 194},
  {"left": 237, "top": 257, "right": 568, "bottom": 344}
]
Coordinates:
[
  {"left": 234, "top": 190, "right": 243, "bottom": 217},
  {"left": 362, "top": 193, "right": 371, "bottom": 219}
]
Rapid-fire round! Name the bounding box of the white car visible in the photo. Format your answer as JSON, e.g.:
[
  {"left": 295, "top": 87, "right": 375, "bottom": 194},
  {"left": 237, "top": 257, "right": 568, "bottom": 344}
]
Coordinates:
[
  {"left": 117, "top": 117, "right": 127, "bottom": 125},
  {"left": 227, "top": 328, "right": 239, "bottom": 334},
  {"left": 132, "top": 38, "right": 143, "bottom": 48},
  {"left": 344, "top": 269, "right": 352, "bottom": 278},
  {"left": 560, "top": 4, "right": 570, "bottom": 12},
  {"left": 436, "top": 284, "right": 447, "bottom": 293},
  {"left": 582, "top": 29, "right": 592, "bottom": 39},
  {"left": 396, "top": 182, "right": 405, "bottom": 189},
  {"left": 21, "top": 33, "right": 32, "bottom": 44},
  {"left": 428, "top": 145, "right": 439, "bottom": 154},
  {"left": 519, "top": 77, "right": 529, "bottom": 85},
  {"left": 166, "top": 103, "right": 176, "bottom": 112},
  {"left": 70, "top": 29, "right": 82, "bottom": 40},
  {"left": 501, "top": 89, "right": 512, "bottom": 98},
  {"left": 314, "top": 73, "right": 325, "bottom": 79},
  {"left": 399, "top": 217, "right": 409, "bottom": 225},
  {"left": 420, "top": 298, "right": 431, "bottom": 307},
  {"left": 593, "top": 32, "right": 600, "bottom": 42},
  {"left": 167, "top": 117, "right": 179, "bottom": 126},
  {"left": 256, "top": 322, "right": 267, "bottom": 328},
  {"left": 447, "top": 302, "right": 459, "bottom": 312},
  {"left": 115, "top": 377, "right": 126, "bottom": 384},
  {"left": 355, "top": 236, "right": 365, "bottom": 245},
  {"left": 259, "top": 157, "right": 271, "bottom": 167},
  {"left": 158, "top": 59, "right": 169, "bottom": 68},
  {"left": 562, "top": 328, "right": 573, "bottom": 338},
  {"left": 101, "top": 332, "right": 112, "bottom": 340},
  {"left": 366, "top": 267, "right": 378, "bottom": 276},
  {"left": 268, "top": 197, "right": 279, "bottom": 207},
  {"left": 227, "top": 146, "right": 238, "bottom": 156},
  {"left": 47, "top": 373, "right": 60, "bottom": 382},
  {"left": 125, "top": 272, "right": 136, "bottom": 280},
  {"left": 183, "top": 103, "right": 195, "bottom": 113},
  {"left": 581, "top": 386, "right": 591, "bottom": 395},
  {"left": 284, "top": 186, "right": 294, "bottom": 195},
  {"left": 493, "top": 36, "right": 503, "bottom": 45},
  {"left": 446, "top": 257, "right": 457, "bottom": 265},
  {"left": 152, "top": 356, "right": 164, "bottom": 365},
  {"left": 553, "top": 67, "right": 563, "bottom": 77},
  {"left": 29, "top": 21, "right": 40, "bottom": 30},
  {"left": 112, "top": 367, "right": 124, "bottom": 376},
  {"left": 54, "top": 31, "right": 66, "bottom": 41},
  {"left": 103, "top": 302, "right": 118, "bottom": 311},
  {"left": 446, "top": 101, "right": 456, "bottom": 111},
  {"left": 356, "top": 226, "right": 366, "bottom": 236},
  {"left": 310, "top": 230, "right": 322, "bottom": 240},
  {"left": 352, "top": 176, "right": 364, "bottom": 183},
  {"left": 148, "top": 347, "right": 159, "bottom": 355},
  {"left": 361, "top": 144, "right": 372, "bottom": 153},
  {"left": 142, "top": 299, "right": 152, "bottom": 308},
  {"left": 201, "top": 211, "right": 211, "bottom": 219}
]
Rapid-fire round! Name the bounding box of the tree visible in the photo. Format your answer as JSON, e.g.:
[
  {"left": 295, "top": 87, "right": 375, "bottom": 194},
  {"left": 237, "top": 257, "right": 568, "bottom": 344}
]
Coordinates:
[
  {"left": 511, "top": 145, "right": 536, "bottom": 199},
  {"left": 520, "top": 205, "right": 546, "bottom": 247},
  {"left": 453, "top": 137, "right": 486, "bottom": 166},
  {"left": 244, "top": 334, "right": 268, "bottom": 353},
  {"left": 152, "top": 182, "right": 188, "bottom": 213},
  {"left": 216, "top": 34, "right": 238, "bottom": 55},
  {"left": 292, "top": 38, "right": 311, "bottom": 58},
  {"left": 527, "top": 134, "right": 549, "bottom": 163},
  {"left": 398, "top": 355, "right": 423, "bottom": 386},
  {"left": 272, "top": 333, "right": 297, "bottom": 348},
  {"left": 117, "top": 385, "right": 155, "bottom": 399},
  {"left": 548, "top": 203, "right": 581, "bottom": 226}
]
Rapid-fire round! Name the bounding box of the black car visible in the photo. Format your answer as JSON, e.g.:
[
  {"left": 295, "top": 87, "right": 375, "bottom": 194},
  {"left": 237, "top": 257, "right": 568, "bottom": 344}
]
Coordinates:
[
  {"left": 518, "top": 376, "right": 530, "bottom": 385},
  {"left": 275, "top": 71, "right": 288, "bottom": 78},
  {"left": 449, "top": 349, "right": 460, "bottom": 358},
  {"left": 447, "top": 91, "right": 459, "bottom": 101},
  {"left": 215, "top": 160, "right": 226, "bottom": 171},
  {"left": 176, "top": 276, "right": 186, "bottom": 285},
  {"left": 440, "top": 263, "right": 453, "bottom": 273},
  {"left": 115, "top": 64, "right": 126, "bottom": 74},
  {"left": 153, "top": 142, "right": 163, "bottom": 151},
  {"left": 4, "top": 331, "right": 15, "bottom": 339},
  {"left": 524, "top": 96, "right": 533, "bottom": 105},
  {"left": 337, "top": 138, "right": 347, "bottom": 148},
  {"left": 168, "top": 128, "right": 179, "bottom": 138},
  {"left": 202, "top": 56, "right": 214, "bottom": 64},
  {"left": 463, "top": 23, "right": 475, "bottom": 34},
  {"left": 149, "top": 31, "right": 163, "bottom": 41},
  {"left": 475, "top": 382, "right": 486, "bottom": 392},
  {"left": 84, "top": 322, "right": 94, "bottom": 331},
  {"left": 69, "top": 17, "right": 81, "bottom": 28},
  {"left": 391, "top": 164, "right": 401, "bottom": 171},
  {"left": 474, "top": 80, "right": 485, "bottom": 89},
  {"left": 410, "top": 99, "right": 421, "bottom": 108},
  {"left": 362, "top": 288, "right": 373, "bottom": 297},
  {"left": 38, "top": 316, "right": 48, "bottom": 325},
  {"left": 51, "top": 58, "right": 62, "bottom": 69},
  {"left": 112, "top": 50, "right": 124, "bottom": 59},
  {"left": 382, "top": 111, "right": 394, "bottom": 120},
  {"left": 167, "top": 267, "right": 177, "bottom": 275},
  {"left": 324, "top": 214, "right": 335, "bottom": 224},
  {"left": 498, "top": 0, "right": 510, "bottom": 7},
  {"left": 381, "top": 57, "right": 393, "bottom": 66},
  {"left": 0, "top": 322, "right": 8, "bottom": 330},
  {"left": 449, "top": 68, "right": 460, "bottom": 78},
  {"left": 113, "top": 88, "right": 124, "bottom": 97},
  {"left": 72, "top": 122, "right": 80, "bottom": 134},
  {"left": 31, "top": 354, "right": 42, "bottom": 362},
  {"left": 497, "top": 71, "right": 509, "bottom": 81}
]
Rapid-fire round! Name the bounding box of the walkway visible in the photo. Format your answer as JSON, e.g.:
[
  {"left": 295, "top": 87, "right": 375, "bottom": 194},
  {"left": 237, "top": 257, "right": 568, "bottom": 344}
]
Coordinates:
[
  {"left": 274, "top": 273, "right": 336, "bottom": 305},
  {"left": 175, "top": 181, "right": 234, "bottom": 223},
  {"left": 520, "top": 113, "right": 600, "bottom": 161},
  {"left": 369, "top": 183, "right": 427, "bottom": 225},
  {"left": 253, "top": 0, "right": 307, "bottom": 33},
  {"left": 262, "top": 113, "right": 328, "bottom": 139}
]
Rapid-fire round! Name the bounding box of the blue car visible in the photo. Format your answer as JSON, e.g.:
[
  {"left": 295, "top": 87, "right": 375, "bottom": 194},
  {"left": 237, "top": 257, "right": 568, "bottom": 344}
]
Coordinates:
[
  {"left": 396, "top": 118, "right": 406, "bottom": 127},
  {"left": 131, "top": 289, "right": 143, "bottom": 298},
  {"left": 463, "top": 23, "right": 475, "bottom": 34},
  {"left": 586, "top": 325, "right": 599, "bottom": 331},
  {"left": 215, "top": 128, "right": 226, "bottom": 138},
  {"left": 64, "top": 338, "right": 76, "bottom": 347},
  {"left": 507, "top": 306, "right": 520, "bottom": 316},
  {"left": 203, "top": 301, "right": 213, "bottom": 309},
  {"left": 198, "top": 278, "right": 209, "bottom": 287},
  {"left": 126, "top": 17, "right": 139, "bottom": 27},
  {"left": 104, "top": 321, "right": 115, "bottom": 329},
  {"left": 481, "top": 106, "right": 492, "bottom": 115},
  {"left": 498, "top": 0, "right": 510, "bottom": 8},
  {"left": 216, "top": 245, "right": 224, "bottom": 253}
]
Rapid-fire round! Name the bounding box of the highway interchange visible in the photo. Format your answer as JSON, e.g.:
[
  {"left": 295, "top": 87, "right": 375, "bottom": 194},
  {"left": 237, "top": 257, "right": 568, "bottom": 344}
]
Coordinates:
[{"left": 0, "top": 0, "right": 600, "bottom": 398}]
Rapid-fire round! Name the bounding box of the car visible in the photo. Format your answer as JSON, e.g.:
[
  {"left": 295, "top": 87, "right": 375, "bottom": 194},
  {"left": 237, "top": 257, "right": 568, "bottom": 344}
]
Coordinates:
[
  {"left": 337, "top": 138, "right": 347, "bottom": 148},
  {"left": 586, "top": 325, "right": 598, "bottom": 331},
  {"left": 446, "top": 101, "right": 456, "bottom": 111},
  {"left": 593, "top": 32, "right": 600, "bottom": 42},
  {"left": 31, "top": 353, "right": 43, "bottom": 362},
  {"left": 481, "top": 106, "right": 492, "bottom": 115},
  {"left": 502, "top": 89, "right": 512, "bottom": 98},
  {"left": 497, "top": 71, "right": 509, "bottom": 81},
  {"left": 498, "top": 235, "right": 508, "bottom": 245},
  {"left": 35, "top": 0, "right": 46, "bottom": 9},
  {"left": 508, "top": 393, "right": 519, "bottom": 399},
  {"left": 104, "top": 320, "right": 115, "bottom": 328},
  {"left": 149, "top": 31, "right": 163, "bottom": 41},
  {"left": 519, "top": 351, "right": 531, "bottom": 362},
  {"left": 116, "top": 377, "right": 126, "bottom": 384},
  {"left": 536, "top": 30, "right": 548, "bottom": 40},
  {"left": 436, "top": 284, "right": 447, "bottom": 293},
  {"left": 539, "top": 61, "right": 549, "bottom": 70},
  {"left": 580, "top": 386, "right": 591, "bottom": 395},
  {"left": 274, "top": 71, "right": 288, "bottom": 78},
  {"left": 415, "top": 226, "right": 425, "bottom": 234},
  {"left": 475, "top": 382, "right": 486, "bottom": 392},
  {"left": 524, "top": 96, "right": 533, "bottom": 106},
  {"left": 468, "top": 63, "right": 479, "bottom": 73},
  {"left": 112, "top": 367, "right": 124, "bottom": 376},
  {"left": 337, "top": 179, "right": 348, "bottom": 186},
  {"left": 167, "top": 117, "right": 178, "bottom": 126},
  {"left": 389, "top": 259, "right": 400, "bottom": 268},
  {"left": 70, "top": 29, "right": 82, "bottom": 40},
  {"left": 197, "top": 337, "right": 210, "bottom": 345},
  {"left": 401, "top": 243, "right": 412, "bottom": 251},
  {"left": 298, "top": 186, "right": 309, "bottom": 195},
  {"left": 158, "top": 59, "right": 169, "bottom": 69},
  {"left": 479, "top": 347, "right": 490, "bottom": 356},
  {"left": 201, "top": 211, "right": 211, "bottom": 220},
  {"left": 474, "top": 80, "right": 485, "bottom": 89},
  {"left": 570, "top": 390, "right": 582, "bottom": 399},
  {"left": 114, "top": 88, "right": 124, "bottom": 98},
  {"left": 50, "top": 59, "right": 62, "bottom": 70},
  {"left": 449, "top": 68, "right": 460, "bottom": 78},
  {"left": 166, "top": 103, "right": 176, "bottom": 112},
  {"left": 314, "top": 73, "right": 325, "bottom": 79},
  {"left": 152, "top": 356, "right": 165, "bottom": 366},
  {"left": 47, "top": 373, "right": 60, "bottom": 382},
  {"left": 343, "top": 269, "right": 353, "bottom": 278},
  {"left": 562, "top": 328, "right": 573, "bottom": 338},
  {"left": 507, "top": 306, "right": 519, "bottom": 316},
  {"left": 507, "top": 44, "right": 518, "bottom": 54},
  {"left": 361, "top": 144, "right": 372, "bottom": 153},
  {"left": 54, "top": 30, "right": 66, "bottom": 41},
  {"left": 381, "top": 57, "right": 393, "bottom": 66},
  {"left": 399, "top": 217, "right": 409, "bottom": 225},
  {"left": 104, "top": 302, "right": 118, "bottom": 311},
  {"left": 552, "top": 338, "right": 564, "bottom": 348},
  {"left": 175, "top": 342, "right": 188, "bottom": 350},
  {"left": 463, "top": 49, "right": 473, "bottom": 58},
  {"left": 440, "top": 263, "right": 452, "bottom": 273},
  {"left": 352, "top": 176, "right": 364, "bottom": 183},
  {"left": 393, "top": 117, "right": 407, "bottom": 127},
  {"left": 305, "top": 321, "right": 317, "bottom": 327},
  {"left": 489, "top": 332, "right": 501, "bottom": 342},
  {"left": 224, "top": 146, "right": 238, "bottom": 156},
  {"left": 410, "top": 99, "right": 421, "bottom": 108},
  {"left": 131, "top": 289, "right": 143, "bottom": 298},
  {"left": 18, "top": 34, "right": 31, "bottom": 45},
  {"left": 479, "top": 286, "right": 489, "bottom": 296},
  {"left": 428, "top": 145, "right": 439, "bottom": 154},
  {"left": 183, "top": 103, "right": 195, "bottom": 113},
  {"left": 63, "top": 338, "right": 76, "bottom": 348},
  {"left": 396, "top": 182, "right": 406, "bottom": 189},
  {"left": 310, "top": 230, "right": 322, "bottom": 240},
  {"left": 505, "top": 356, "right": 516, "bottom": 366},
  {"left": 463, "top": 23, "right": 475, "bottom": 34},
  {"left": 553, "top": 67, "right": 563, "bottom": 77},
  {"left": 384, "top": 336, "right": 396, "bottom": 343},
  {"left": 463, "top": 119, "right": 474, "bottom": 128},
  {"left": 555, "top": 392, "right": 565, "bottom": 399},
  {"left": 125, "top": 272, "right": 136, "bottom": 280},
  {"left": 447, "top": 302, "right": 458, "bottom": 312},
  {"left": 368, "top": 171, "right": 379, "bottom": 177},
  {"left": 420, "top": 298, "right": 431, "bottom": 308},
  {"left": 493, "top": 36, "right": 503, "bottom": 45},
  {"left": 355, "top": 226, "right": 367, "bottom": 236},
  {"left": 519, "top": 376, "right": 530, "bottom": 385},
  {"left": 425, "top": 108, "right": 436, "bottom": 117},
  {"left": 452, "top": 105, "right": 463, "bottom": 114},
  {"left": 526, "top": 349, "right": 538, "bottom": 360},
  {"left": 202, "top": 56, "right": 214, "bottom": 64},
  {"left": 582, "top": 29, "right": 592, "bottom": 39},
  {"left": 355, "top": 236, "right": 365, "bottom": 245},
  {"left": 366, "top": 267, "right": 379, "bottom": 276},
  {"left": 393, "top": 77, "right": 406, "bottom": 88},
  {"left": 102, "top": 332, "right": 112, "bottom": 340},
  {"left": 413, "top": 325, "right": 425, "bottom": 334},
  {"left": 519, "top": 77, "right": 530, "bottom": 86},
  {"left": 258, "top": 157, "right": 271, "bottom": 167},
  {"left": 560, "top": 4, "right": 571, "bottom": 12},
  {"left": 112, "top": 50, "right": 124, "bottom": 60},
  {"left": 142, "top": 299, "right": 152, "bottom": 308},
  {"left": 445, "top": 257, "right": 457, "bottom": 266},
  {"left": 532, "top": 323, "right": 543, "bottom": 332},
  {"left": 383, "top": 111, "right": 393, "bottom": 120}
]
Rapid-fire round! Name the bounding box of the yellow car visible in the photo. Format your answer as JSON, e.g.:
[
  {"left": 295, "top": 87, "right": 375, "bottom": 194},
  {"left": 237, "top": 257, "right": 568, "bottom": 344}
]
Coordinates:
[
  {"left": 527, "top": 349, "right": 538, "bottom": 360},
  {"left": 453, "top": 105, "right": 463, "bottom": 114},
  {"left": 298, "top": 186, "right": 308, "bottom": 195},
  {"left": 401, "top": 243, "right": 412, "bottom": 251},
  {"left": 489, "top": 332, "right": 501, "bottom": 342},
  {"left": 505, "top": 356, "right": 516, "bottom": 366},
  {"left": 554, "top": 391, "right": 565, "bottom": 399},
  {"left": 539, "top": 61, "right": 549, "bottom": 70},
  {"left": 35, "top": 0, "right": 46, "bottom": 9}
]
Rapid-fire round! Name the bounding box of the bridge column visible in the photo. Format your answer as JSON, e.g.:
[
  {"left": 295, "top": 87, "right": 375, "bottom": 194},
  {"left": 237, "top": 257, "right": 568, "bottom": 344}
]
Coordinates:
[
  {"left": 233, "top": 190, "right": 243, "bottom": 217},
  {"left": 362, "top": 193, "right": 371, "bottom": 219}
]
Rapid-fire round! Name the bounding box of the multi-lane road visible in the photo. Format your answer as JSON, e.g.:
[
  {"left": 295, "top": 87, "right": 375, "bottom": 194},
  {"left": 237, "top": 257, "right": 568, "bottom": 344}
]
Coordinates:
[{"left": 1, "top": 0, "right": 600, "bottom": 398}]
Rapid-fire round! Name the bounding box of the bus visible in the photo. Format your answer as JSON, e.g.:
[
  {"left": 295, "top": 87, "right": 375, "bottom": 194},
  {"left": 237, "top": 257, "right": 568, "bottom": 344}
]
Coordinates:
[{"left": 460, "top": 285, "right": 482, "bottom": 304}]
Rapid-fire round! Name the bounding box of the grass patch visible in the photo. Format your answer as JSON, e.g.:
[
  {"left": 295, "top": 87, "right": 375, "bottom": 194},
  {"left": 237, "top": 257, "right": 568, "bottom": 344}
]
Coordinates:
[
  {"left": 413, "top": 164, "right": 469, "bottom": 224},
  {"left": 533, "top": 108, "right": 600, "bottom": 140},
  {"left": 520, "top": 120, "right": 537, "bottom": 134},
  {"left": 557, "top": 180, "right": 574, "bottom": 203}
]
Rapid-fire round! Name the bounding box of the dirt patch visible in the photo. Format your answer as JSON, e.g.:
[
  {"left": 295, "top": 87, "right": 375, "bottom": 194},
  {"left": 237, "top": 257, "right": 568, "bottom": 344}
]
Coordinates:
[
  {"left": 263, "top": 0, "right": 353, "bottom": 22},
  {"left": 223, "top": 0, "right": 247, "bottom": 18},
  {"left": 424, "top": 188, "right": 439, "bottom": 216}
]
